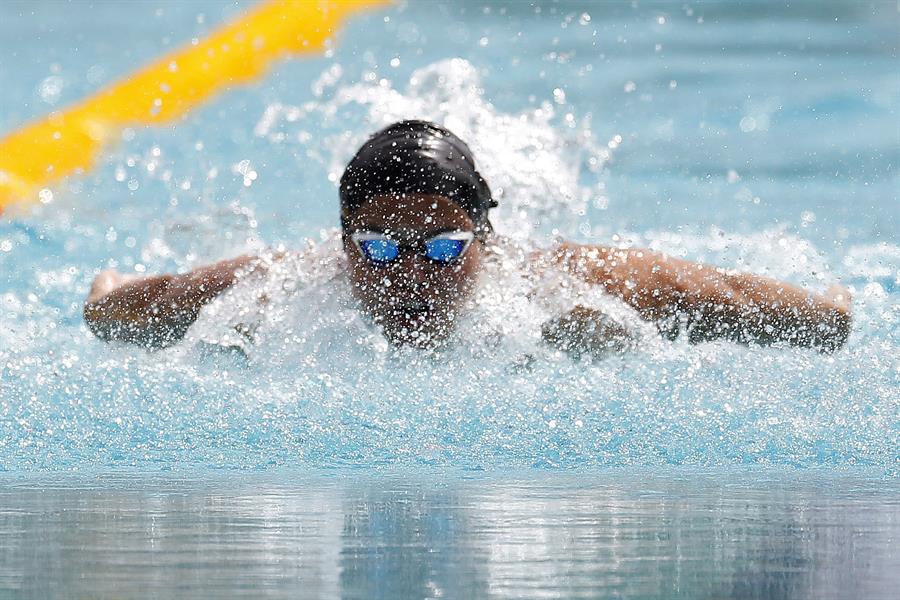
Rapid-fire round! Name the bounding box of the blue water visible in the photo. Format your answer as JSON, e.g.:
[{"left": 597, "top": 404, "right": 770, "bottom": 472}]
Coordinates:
[
  {"left": 0, "top": 1, "right": 898, "bottom": 596},
  {"left": 1, "top": 469, "right": 898, "bottom": 599}
]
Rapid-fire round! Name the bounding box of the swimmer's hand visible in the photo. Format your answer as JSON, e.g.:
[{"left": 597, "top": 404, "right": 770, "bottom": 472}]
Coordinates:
[
  {"left": 84, "top": 255, "right": 259, "bottom": 348},
  {"left": 826, "top": 284, "right": 852, "bottom": 314},
  {"left": 542, "top": 306, "right": 633, "bottom": 359}
]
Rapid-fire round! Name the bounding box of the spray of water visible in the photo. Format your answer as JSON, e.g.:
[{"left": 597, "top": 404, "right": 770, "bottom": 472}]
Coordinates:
[{"left": 1, "top": 60, "right": 897, "bottom": 473}]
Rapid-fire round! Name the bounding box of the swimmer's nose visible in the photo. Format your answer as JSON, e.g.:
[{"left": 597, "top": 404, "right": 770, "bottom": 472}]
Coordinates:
[
  {"left": 390, "top": 251, "right": 435, "bottom": 300},
  {"left": 392, "top": 251, "right": 429, "bottom": 281}
]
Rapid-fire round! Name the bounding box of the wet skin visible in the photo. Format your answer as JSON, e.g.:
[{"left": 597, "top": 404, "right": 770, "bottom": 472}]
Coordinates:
[
  {"left": 83, "top": 195, "right": 851, "bottom": 354},
  {"left": 342, "top": 194, "right": 483, "bottom": 347}
]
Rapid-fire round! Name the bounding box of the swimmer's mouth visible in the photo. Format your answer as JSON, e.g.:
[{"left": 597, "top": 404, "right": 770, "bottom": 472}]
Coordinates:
[
  {"left": 405, "top": 299, "right": 430, "bottom": 311},
  {"left": 388, "top": 298, "right": 432, "bottom": 315},
  {"left": 397, "top": 303, "right": 431, "bottom": 319}
]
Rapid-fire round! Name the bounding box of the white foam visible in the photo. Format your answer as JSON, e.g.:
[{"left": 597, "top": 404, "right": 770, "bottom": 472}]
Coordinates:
[{"left": 254, "top": 58, "right": 617, "bottom": 240}]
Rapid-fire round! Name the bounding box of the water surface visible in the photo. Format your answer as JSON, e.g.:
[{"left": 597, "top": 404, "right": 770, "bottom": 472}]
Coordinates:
[{"left": 2, "top": 469, "right": 898, "bottom": 599}]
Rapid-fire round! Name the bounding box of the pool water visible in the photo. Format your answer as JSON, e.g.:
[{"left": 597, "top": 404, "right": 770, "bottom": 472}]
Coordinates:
[
  {"left": 0, "top": 0, "right": 898, "bottom": 597},
  {"left": 2, "top": 470, "right": 898, "bottom": 599}
]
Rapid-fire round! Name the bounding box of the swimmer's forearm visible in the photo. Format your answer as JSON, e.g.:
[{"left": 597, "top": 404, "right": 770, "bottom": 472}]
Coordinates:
[
  {"left": 84, "top": 255, "right": 256, "bottom": 348},
  {"left": 555, "top": 244, "right": 851, "bottom": 352},
  {"left": 721, "top": 274, "right": 851, "bottom": 351}
]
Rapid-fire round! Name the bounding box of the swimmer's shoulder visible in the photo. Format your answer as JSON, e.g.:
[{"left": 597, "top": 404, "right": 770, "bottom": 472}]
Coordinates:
[
  {"left": 253, "top": 233, "right": 345, "bottom": 270},
  {"left": 497, "top": 237, "right": 610, "bottom": 276}
]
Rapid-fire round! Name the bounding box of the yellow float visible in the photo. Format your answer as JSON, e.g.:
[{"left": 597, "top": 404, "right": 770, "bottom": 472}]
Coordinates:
[{"left": 0, "top": 0, "right": 388, "bottom": 214}]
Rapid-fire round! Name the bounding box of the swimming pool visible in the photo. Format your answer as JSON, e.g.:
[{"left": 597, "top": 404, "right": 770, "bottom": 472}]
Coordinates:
[{"left": 1, "top": 0, "right": 898, "bottom": 596}]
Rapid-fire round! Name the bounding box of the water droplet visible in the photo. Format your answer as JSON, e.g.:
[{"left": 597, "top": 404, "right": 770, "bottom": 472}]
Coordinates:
[
  {"left": 86, "top": 65, "right": 105, "bottom": 85},
  {"left": 38, "top": 76, "right": 64, "bottom": 105}
]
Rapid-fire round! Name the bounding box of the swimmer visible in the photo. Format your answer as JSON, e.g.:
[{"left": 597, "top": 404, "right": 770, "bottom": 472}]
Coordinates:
[{"left": 84, "top": 120, "right": 852, "bottom": 354}]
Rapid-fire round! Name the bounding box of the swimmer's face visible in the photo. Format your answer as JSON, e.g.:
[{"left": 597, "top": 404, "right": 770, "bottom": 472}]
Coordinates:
[{"left": 343, "top": 193, "right": 484, "bottom": 348}]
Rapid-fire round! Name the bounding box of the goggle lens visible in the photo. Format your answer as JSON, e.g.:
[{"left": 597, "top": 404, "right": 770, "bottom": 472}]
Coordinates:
[
  {"left": 424, "top": 238, "right": 467, "bottom": 263},
  {"left": 358, "top": 239, "right": 400, "bottom": 263}
]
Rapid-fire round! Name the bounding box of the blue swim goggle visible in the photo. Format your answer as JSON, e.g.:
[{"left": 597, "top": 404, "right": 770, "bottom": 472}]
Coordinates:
[{"left": 351, "top": 230, "right": 475, "bottom": 265}]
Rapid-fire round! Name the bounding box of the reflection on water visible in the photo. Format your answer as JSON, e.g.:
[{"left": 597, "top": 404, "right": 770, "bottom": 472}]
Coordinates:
[{"left": 1, "top": 470, "right": 897, "bottom": 599}]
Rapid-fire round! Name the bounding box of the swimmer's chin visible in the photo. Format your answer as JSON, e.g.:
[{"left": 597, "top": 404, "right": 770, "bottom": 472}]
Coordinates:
[{"left": 377, "top": 310, "right": 456, "bottom": 349}]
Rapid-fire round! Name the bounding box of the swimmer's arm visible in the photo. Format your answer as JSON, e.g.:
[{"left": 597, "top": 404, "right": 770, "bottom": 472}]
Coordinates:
[
  {"left": 83, "top": 255, "right": 258, "bottom": 348},
  {"left": 552, "top": 243, "right": 851, "bottom": 352}
]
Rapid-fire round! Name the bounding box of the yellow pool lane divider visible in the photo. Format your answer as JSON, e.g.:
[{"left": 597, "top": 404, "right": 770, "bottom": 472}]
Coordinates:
[{"left": 0, "top": 0, "right": 388, "bottom": 214}]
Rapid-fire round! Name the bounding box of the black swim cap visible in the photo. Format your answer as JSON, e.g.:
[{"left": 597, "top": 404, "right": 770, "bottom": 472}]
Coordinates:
[{"left": 339, "top": 120, "right": 496, "bottom": 233}]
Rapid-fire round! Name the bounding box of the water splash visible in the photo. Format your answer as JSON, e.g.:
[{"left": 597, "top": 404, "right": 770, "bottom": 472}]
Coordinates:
[
  {"left": 1, "top": 58, "right": 898, "bottom": 474},
  {"left": 255, "top": 58, "right": 616, "bottom": 239}
]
